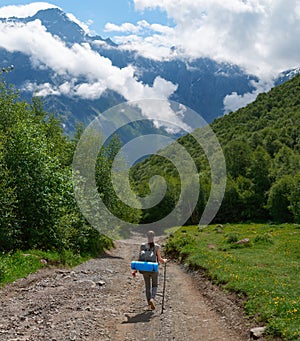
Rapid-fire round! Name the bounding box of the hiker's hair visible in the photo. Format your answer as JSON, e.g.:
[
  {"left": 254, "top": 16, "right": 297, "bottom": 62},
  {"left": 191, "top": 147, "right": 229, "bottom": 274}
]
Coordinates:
[{"left": 149, "top": 241, "right": 155, "bottom": 249}]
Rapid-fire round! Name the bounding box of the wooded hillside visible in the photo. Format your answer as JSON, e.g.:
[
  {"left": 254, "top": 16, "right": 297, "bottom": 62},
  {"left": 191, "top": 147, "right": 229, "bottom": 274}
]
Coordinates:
[{"left": 131, "top": 74, "right": 300, "bottom": 224}]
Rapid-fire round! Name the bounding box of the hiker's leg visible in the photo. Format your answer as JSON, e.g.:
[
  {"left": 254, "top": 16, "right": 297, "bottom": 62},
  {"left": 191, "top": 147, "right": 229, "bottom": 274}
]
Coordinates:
[
  {"left": 151, "top": 272, "right": 158, "bottom": 300},
  {"left": 143, "top": 273, "right": 151, "bottom": 304}
]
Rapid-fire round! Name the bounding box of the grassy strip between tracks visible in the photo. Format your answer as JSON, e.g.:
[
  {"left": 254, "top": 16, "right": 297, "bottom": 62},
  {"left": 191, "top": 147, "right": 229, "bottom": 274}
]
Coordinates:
[{"left": 165, "top": 223, "right": 300, "bottom": 340}]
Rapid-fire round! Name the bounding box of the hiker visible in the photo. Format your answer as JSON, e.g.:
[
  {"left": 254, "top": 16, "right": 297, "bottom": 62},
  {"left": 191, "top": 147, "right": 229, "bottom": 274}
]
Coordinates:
[{"left": 132, "top": 230, "right": 168, "bottom": 310}]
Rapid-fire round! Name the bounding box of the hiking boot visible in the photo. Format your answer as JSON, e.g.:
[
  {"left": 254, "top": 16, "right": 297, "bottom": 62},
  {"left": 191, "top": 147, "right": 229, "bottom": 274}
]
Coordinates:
[{"left": 149, "top": 298, "right": 155, "bottom": 310}]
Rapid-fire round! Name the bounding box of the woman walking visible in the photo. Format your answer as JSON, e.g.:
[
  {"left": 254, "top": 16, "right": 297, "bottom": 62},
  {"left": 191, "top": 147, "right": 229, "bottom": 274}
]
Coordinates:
[{"left": 132, "top": 230, "right": 168, "bottom": 310}]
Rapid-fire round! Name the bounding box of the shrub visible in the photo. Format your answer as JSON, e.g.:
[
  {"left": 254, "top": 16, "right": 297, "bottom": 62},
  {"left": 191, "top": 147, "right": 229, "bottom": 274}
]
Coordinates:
[
  {"left": 226, "top": 233, "right": 239, "bottom": 243},
  {"left": 254, "top": 233, "right": 274, "bottom": 244}
]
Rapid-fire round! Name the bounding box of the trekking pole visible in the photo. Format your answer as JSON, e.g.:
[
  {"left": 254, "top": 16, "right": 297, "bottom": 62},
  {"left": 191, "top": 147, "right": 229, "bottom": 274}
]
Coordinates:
[{"left": 161, "top": 262, "right": 167, "bottom": 314}]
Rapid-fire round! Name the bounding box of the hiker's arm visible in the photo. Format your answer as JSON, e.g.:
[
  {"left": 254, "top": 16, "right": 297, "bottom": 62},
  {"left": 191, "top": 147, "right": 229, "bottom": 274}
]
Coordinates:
[
  {"left": 157, "top": 247, "right": 168, "bottom": 264},
  {"left": 132, "top": 245, "right": 142, "bottom": 277}
]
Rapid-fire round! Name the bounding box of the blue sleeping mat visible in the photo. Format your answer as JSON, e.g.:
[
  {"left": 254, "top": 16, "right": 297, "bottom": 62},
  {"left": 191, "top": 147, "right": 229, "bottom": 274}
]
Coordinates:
[{"left": 131, "top": 261, "right": 158, "bottom": 272}]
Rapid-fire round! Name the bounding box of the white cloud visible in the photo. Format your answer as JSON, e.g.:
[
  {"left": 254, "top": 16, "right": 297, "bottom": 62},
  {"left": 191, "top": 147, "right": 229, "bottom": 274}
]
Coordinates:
[
  {"left": 223, "top": 79, "right": 274, "bottom": 113},
  {"left": 105, "top": 22, "right": 142, "bottom": 33},
  {"left": 105, "top": 19, "right": 173, "bottom": 35},
  {"left": 23, "top": 80, "right": 107, "bottom": 99},
  {"left": 119, "top": 0, "right": 300, "bottom": 78},
  {"left": 114, "top": 33, "right": 175, "bottom": 60},
  {"left": 0, "top": 16, "right": 177, "bottom": 107},
  {"left": 66, "top": 13, "right": 92, "bottom": 34},
  {"left": 106, "top": 19, "right": 175, "bottom": 60},
  {"left": 0, "top": 2, "right": 59, "bottom": 18}
]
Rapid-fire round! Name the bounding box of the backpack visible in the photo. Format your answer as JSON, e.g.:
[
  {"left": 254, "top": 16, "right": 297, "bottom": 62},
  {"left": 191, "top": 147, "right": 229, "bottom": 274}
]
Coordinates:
[{"left": 138, "top": 243, "right": 158, "bottom": 263}]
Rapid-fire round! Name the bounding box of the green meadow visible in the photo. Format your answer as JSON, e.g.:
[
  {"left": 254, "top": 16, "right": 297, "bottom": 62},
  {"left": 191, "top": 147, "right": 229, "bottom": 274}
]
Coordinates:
[{"left": 165, "top": 224, "right": 300, "bottom": 340}]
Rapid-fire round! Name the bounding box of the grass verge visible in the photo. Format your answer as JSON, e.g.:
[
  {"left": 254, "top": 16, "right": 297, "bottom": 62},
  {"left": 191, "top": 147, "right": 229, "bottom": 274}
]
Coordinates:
[
  {"left": 165, "top": 223, "right": 300, "bottom": 340},
  {"left": 0, "top": 236, "right": 113, "bottom": 287}
]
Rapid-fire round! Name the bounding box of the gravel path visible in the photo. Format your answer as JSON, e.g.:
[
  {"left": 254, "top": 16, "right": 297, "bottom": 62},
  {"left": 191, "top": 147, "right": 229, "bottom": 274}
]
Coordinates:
[{"left": 0, "top": 234, "right": 261, "bottom": 340}]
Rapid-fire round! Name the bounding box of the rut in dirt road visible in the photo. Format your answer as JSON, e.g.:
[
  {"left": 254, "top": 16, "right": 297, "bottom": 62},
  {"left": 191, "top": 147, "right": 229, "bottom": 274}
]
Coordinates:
[{"left": 0, "top": 236, "right": 253, "bottom": 341}]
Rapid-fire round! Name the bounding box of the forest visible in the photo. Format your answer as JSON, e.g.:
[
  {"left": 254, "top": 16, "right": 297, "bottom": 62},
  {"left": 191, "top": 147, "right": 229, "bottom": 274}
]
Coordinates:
[{"left": 131, "top": 74, "right": 300, "bottom": 224}]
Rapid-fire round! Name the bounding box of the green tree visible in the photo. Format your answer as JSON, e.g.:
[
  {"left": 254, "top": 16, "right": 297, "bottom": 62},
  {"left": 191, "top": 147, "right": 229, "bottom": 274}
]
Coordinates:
[
  {"left": 290, "top": 172, "right": 300, "bottom": 223},
  {"left": 0, "top": 135, "right": 19, "bottom": 250},
  {"left": 216, "top": 175, "right": 241, "bottom": 222},
  {"left": 5, "top": 118, "right": 75, "bottom": 248},
  {"left": 0, "top": 79, "right": 108, "bottom": 253},
  {"left": 267, "top": 175, "right": 294, "bottom": 223},
  {"left": 235, "top": 175, "right": 256, "bottom": 220},
  {"left": 271, "top": 146, "right": 300, "bottom": 179},
  {"left": 224, "top": 140, "right": 252, "bottom": 178},
  {"left": 263, "top": 128, "right": 282, "bottom": 156},
  {"left": 247, "top": 146, "right": 271, "bottom": 219},
  {"left": 95, "top": 134, "right": 142, "bottom": 226}
]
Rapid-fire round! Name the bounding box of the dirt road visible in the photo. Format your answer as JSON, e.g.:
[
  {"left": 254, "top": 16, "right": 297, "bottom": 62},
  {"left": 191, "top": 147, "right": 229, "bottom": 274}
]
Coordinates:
[{"left": 0, "top": 234, "right": 258, "bottom": 340}]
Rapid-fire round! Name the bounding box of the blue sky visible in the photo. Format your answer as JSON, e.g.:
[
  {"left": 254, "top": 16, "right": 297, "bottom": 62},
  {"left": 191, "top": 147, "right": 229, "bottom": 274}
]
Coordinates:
[{"left": 0, "top": 0, "right": 172, "bottom": 37}]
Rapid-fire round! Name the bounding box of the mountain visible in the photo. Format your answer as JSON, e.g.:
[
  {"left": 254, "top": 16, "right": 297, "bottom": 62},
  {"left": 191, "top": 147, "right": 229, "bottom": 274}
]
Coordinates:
[
  {"left": 131, "top": 74, "right": 300, "bottom": 225},
  {"left": 275, "top": 66, "right": 300, "bottom": 85},
  {"left": 1, "top": 7, "right": 299, "bottom": 135},
  {"left": 0, "top": 7, "right": 262, "bottom": 133}
]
